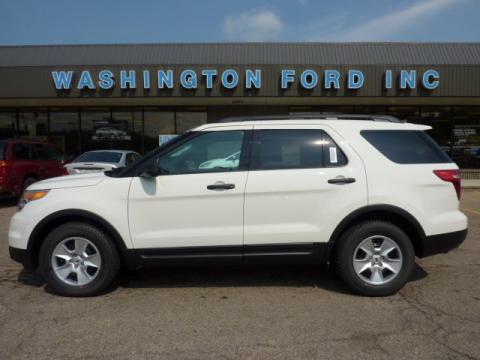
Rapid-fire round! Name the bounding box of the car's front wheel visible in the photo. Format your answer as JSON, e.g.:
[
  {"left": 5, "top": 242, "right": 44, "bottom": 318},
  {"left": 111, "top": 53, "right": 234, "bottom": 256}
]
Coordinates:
[
  {"left": 334, "top": 220, "right": 415, "bottom": 296},
  {"left": 39, "top": 222, "right": 120, "bottom": 297}
]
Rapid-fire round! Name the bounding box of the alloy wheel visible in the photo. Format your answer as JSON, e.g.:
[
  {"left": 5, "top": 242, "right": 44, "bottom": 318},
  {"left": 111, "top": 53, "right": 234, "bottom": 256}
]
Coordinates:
[
  {"left": 352, "top": 235, "right": 403, "bottom": 285},
  {"left": 51, "top": 237, "right": 102, "bottom": 286}
]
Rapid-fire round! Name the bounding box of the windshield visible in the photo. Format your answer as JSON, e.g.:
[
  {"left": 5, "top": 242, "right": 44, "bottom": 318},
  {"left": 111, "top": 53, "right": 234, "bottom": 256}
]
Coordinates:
[
  {"left": 0, "top": 142, "right": 6, "bottom": 160},
  {"left": 74, "top": 151, "right": 123, "bottom": 163}
]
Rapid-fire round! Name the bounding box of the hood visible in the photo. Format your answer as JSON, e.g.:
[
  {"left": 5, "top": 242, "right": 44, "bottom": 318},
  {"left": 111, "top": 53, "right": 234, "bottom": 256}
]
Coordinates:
[{"left": 28, "top": 172, "right": 107, "bottom": 190}]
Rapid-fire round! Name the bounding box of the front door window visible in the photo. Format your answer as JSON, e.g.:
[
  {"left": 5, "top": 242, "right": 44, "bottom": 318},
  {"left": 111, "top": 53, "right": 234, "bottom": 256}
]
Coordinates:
[{"left": 156, "top": 131, "right": 245, "bottom": 175}]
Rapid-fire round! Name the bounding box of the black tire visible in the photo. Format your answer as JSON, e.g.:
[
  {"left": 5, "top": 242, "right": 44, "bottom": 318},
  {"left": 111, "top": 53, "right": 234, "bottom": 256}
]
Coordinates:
[
  {"left": 39, "top": 222, "right": 121, "bottom": 297},
  {"left": 334, "top": 220, "right": 415, "bottom": 297}
]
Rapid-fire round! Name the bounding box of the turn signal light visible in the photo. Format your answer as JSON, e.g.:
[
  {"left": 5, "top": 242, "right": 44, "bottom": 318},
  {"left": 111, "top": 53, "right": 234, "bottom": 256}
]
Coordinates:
[
  {"left": 18, "top": 190, "right": 50, "bottom": 211},
  {"left": 434, "top": 169, "right": 461, "bottom": 200}
]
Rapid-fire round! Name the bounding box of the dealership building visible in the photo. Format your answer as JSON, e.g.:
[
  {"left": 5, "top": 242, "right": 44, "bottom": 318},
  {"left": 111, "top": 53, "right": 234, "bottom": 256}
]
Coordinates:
[{"left": 0, "top": 42, "right": 479, "bottom": 169}]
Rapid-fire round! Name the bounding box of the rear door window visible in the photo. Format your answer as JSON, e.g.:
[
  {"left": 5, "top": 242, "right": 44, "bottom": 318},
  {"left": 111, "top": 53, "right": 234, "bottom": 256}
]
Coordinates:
[
  {"left": 0, "top": 142, "right": 6, "bottom": 160},
  {"left": 250, "top": 129, "right": 347, "bottom": 170},
  {"left": 34, "top": 144, "right": 64, "bottom": 161},
  {"left": 361, "top": 130, "right": 452, "bottom": 164},
  {"left": 12, "top": 143, "right": 32, "bottom": 160}
]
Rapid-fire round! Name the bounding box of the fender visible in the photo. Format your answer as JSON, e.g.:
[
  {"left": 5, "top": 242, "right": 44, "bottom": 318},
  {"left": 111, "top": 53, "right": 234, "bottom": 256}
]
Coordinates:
[
  {"left": 328, "top": 204, "right": 427, "bottom": 253},
  {"left": 28, "top": 209, "right": 138, "bottom": 270}
]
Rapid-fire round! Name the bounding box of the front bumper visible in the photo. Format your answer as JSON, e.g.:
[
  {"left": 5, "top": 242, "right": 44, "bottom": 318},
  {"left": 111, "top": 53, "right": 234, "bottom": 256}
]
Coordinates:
[
  {"left": 9, "top": 246, "right": 35, "bottom": 272},
  {"left": 419, "top": 229, "right": 468, "bottom": 257}
]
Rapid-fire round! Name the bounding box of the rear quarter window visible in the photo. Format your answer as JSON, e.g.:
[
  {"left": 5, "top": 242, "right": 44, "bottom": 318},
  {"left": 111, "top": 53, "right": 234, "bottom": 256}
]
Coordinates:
[
  {"left": 12, "top": 143, "right": 32, "bottom": 160},
  {"left": 0, "top": 142, "right": 6, "bottom": 160},
  {"left": 361, "top": 130, "right": 452, "bottom": 164}
]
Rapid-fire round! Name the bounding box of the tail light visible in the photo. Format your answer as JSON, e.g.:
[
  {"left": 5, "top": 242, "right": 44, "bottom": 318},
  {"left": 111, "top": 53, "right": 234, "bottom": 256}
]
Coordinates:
[
  {"left": 62, "top": 166, "right": 69, "bottom": 176},
  {"left": 434, "top": 169, "right": 461, "bottom": 200},
  {"left": 0, "top": 160, "right": 11, "bottom": 176}
]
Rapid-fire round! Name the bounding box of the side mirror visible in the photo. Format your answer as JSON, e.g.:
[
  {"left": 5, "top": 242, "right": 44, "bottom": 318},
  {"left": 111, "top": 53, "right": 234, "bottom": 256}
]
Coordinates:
[{"left": 138, "top": 163, "right": 158, "bottom": 178}]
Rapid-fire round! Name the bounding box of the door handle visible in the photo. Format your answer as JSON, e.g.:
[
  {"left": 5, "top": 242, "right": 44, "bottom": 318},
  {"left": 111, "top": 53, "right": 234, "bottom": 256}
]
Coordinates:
[
  {"left": 207, "top": 182, "right": 235, "bottom": 190},
  {"left": 328, "top": 177, "right": 356, "bottom": 185}
]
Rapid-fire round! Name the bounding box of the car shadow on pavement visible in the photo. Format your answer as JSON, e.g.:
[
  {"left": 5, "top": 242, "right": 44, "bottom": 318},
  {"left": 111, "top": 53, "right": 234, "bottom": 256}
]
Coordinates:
[
  {"left": 17, "top": 269, "right": 45, "bottom": 287},
  {"left": 116, "top": 263, "right": 429, "bottom": 295},
  {"left": 16, "top": 264, "right": 428, "bottom": 296}
]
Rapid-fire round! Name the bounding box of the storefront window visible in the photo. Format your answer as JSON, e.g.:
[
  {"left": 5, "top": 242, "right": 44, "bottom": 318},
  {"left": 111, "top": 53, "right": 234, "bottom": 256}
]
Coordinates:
[
  {"left": 387, "top": 106, "right": 420, "bottom": 122},
  {"left": 18, "top": 108, "right": 48, "bottom": 139},
  {"left": 176, "top": 110, "right": 207, "bottom": 133},
  {"left": 320, "top": 106, "right": 355, "bottom": 114},
  {"left": 80, "top": 108, "right": 111, "bottom": 154},
  {"left": 416, "top": 107, "right": 452, "bottom": 154},
  {"left": 112, "top": 108, "right": 143, "bottom": 154},
  {"left": 49, "top": 109, "right": 80, "bottom": 156},
  {"left": 452, "top": 107, "right": 480, "bottom": 169},
  {"left": 354, "top": 106, "right": 388, "bottom": 115},
  {"left": 0, "top": 110, "right": 16, "bottom": 139},
  {"left": 144, "top": 108, "right": 175, "bottom": 152}
]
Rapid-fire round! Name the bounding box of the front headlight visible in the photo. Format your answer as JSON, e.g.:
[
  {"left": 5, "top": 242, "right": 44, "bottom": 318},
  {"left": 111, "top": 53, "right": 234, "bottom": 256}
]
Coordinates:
[{"left": 18, "top": 190, "right": 50, "bottom": 211}]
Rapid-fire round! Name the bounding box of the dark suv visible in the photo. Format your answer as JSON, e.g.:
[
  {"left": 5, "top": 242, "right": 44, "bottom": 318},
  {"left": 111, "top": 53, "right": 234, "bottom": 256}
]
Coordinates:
[{"left": 0, "top": 139, "right": 68, "bottom": 197}]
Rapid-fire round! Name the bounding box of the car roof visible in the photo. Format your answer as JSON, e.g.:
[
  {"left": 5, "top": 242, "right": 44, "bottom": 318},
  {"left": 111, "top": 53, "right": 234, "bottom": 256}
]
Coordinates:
[
  {"left": 84, "top": 150, "right": 137, "bottom": 154},
  {"left": 0, "top": 138, "right": 57, "bottom": 145},
  {"left": 193, "top": 119, "right": 430, "bottom": 132}
]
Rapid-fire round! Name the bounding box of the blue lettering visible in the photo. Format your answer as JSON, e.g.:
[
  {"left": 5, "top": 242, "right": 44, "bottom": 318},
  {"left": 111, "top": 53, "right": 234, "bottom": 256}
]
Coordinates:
[
  {"left": 245, "top": 69, "right": 262, "bottom": 89},
  {"left": 120, "top": 70, "right": 136, "bottom": 89},
  {"left": 324, "top": 70, "right": 340, "bottom": 89},
  {"left": 52, "top": 71, "right": 73, "bottom": 90},
  {"left": 158, "top": 70, "right": 173, "bottom": 89},
  {"left": 221, "top": 69, "right": 239, "bottom": 89},
  {"left": 422, "top": 69, "right": 440, "bottom": 90},
  {"left": 400, "top": 70, "right": 417, "bottom": 89},
  {"left": 300, "top": 70, "right": 318, "bottom": 89},
  {"left": 201, "top": 69, "right": 217, "bottom": 89},
  {"left": 385, "top": 70, "right": 393, "bottom": 89},
  {"left": 143, "top": 70, "right": 151, "bottom": 89},
  {"left": 77, "top": 71, "right": 95, "bottom": 90},
  {"left": 181, "top": 70, "right": 197, "bottom": 89},
  {"left": 98, "top": 70, "right": 114, "bottom": 90},
  {"left": 348, "top": 70, "right": 364, "bottom": 89},
  {"left": 281, "top": 70, "right": 295, "bottom": 89}
]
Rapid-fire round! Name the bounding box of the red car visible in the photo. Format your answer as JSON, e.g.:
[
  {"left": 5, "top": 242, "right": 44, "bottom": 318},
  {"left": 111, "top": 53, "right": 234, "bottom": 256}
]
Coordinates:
[{"left": 0, "top": 139, "right": 69, "bottom": 197}]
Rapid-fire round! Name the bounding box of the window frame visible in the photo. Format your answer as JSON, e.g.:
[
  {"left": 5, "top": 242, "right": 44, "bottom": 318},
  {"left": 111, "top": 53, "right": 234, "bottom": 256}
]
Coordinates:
[
  {"left": 248, "top": 128, "right": 348, "bottom": 171},
  {"left": 131, "top": 130, "right": 252, "bottom": 177},
  {"left": 12, "top": 143, "right": 33, "bottom": 161}
]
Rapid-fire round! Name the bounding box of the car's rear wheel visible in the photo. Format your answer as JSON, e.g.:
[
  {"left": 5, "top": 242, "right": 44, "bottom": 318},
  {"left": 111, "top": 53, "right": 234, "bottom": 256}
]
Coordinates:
[
  {"left": 334, "top": 221, "right": 415, "bottom": 296},
  {"left": 39, "top": 222, "right": 120, "bottom": 297}
]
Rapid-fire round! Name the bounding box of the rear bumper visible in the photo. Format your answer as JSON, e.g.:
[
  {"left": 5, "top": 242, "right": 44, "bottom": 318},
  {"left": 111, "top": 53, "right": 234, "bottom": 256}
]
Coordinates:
[
  {"left": 9, "top": 246, "right": 35, "bottom": 272},
  {"left": 419, "top": 229, "right": 468, "bottom": 257}
]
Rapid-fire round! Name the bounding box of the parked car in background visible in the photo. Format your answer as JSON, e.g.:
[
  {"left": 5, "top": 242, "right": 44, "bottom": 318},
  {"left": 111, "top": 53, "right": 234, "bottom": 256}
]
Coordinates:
[
  {"left": 199, "top": 151, "right": 240, "bottom": 170},
  {"left": 0, "top": 139, "right": 68, "bottom": 197},
  {"left": 95, "top": 127, "right": 128, "bottom": 139},
  {"left": 64, "top": 150, "right": 141, "bottom": 175}
]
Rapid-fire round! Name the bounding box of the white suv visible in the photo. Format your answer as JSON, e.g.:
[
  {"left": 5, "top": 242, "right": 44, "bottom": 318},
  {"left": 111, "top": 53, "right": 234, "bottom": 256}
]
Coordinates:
[{"left": 8, "top": 115, "right": 468, "bottom": 297}]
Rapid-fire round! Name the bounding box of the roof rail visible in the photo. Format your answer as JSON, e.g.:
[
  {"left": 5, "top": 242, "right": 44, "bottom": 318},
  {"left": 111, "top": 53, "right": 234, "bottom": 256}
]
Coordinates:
[{"left": 218, "top": 114, "right": 405, "bottom": 123}]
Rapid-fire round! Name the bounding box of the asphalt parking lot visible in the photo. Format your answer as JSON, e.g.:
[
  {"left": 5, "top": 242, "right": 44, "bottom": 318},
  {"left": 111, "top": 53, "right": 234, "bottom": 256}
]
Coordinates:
[{"left": 0, "top": 193, "right": 479, "bottom": 360}]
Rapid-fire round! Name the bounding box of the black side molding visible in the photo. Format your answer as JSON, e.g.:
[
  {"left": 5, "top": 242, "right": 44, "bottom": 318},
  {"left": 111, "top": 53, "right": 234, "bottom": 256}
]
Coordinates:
[
  {"left": 133, "top": 243, "right": 332, "bottom": 268},
  {"left": 136, "top": 245, "right": 243, "bottom": 267},
  {"left": 419, "top": 229, "right": 467, "bottom": 258}
]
